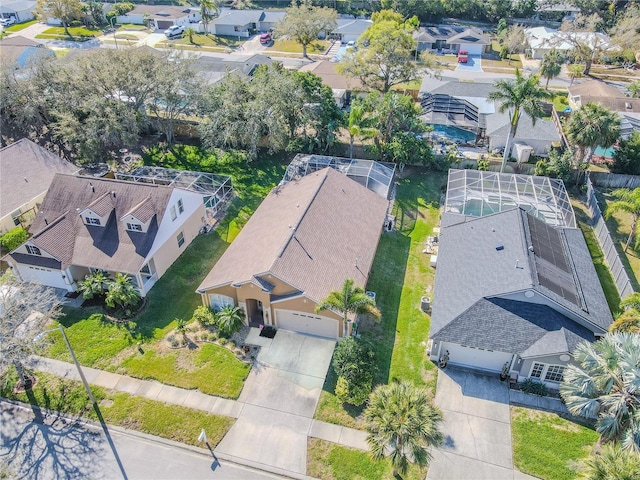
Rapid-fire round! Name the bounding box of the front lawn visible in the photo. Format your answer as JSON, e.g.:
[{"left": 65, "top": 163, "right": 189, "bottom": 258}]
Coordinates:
[
  {"left": 307, "top": 438, "right": 427, "bottom": 480},
  {"left": 267, "top": 39, "right": 329, "bottom": 54},
  {"left": 511, "top": 406, "right": 598, "bottom": 480},
  {"left": 315, "top": 169, "right": 445, "bottom": 428},
  {"left": 159, "top": 33, "right": 242, "bottom": 50},
  {"left": 4, "top": 19, "right": 38, "bottom": 32},
  {"left": 45, "top": 147, "right": 289, "bottom": 396},
  {"left": 35, "top": 26, "right": 103, "bottom": 40},
  {"left": 1, "top": 370, "right": 234, "bottom": 447}
]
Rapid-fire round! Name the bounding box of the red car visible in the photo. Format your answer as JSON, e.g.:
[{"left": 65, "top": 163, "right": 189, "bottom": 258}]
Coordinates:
[
  {"left": 260, "top": 33, "right": 272, "bottom": 44},
  {"left": 457, "top": 50, "right": 469, "bottom": 63}
]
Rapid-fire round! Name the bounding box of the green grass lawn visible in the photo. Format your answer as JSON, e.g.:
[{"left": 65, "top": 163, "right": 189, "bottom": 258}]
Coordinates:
[
  {"left": 315, "top": 169, "right": 445, "bottom": 428},
  {"left": 552, "top": 92, "right": 570, "bottom": 112},
  {"left": 1, "top": 370, "right": 233, "bottom": 447},
  {"left": 267, "top": 39, "right": 329, "bottom": 54},
  {"left": 117, "top": 23, "right": 149, "bottom": 31},
  {"left": 35, "top": 26, "right": 103, "bottom": 40},
  {"left": 307, "top": 439, "right": 427, "bottom": 480},
  {"left": 4, "top": 19, "right": 38, "bottom": 32},
  {"left": 572, "top": 200, "right": 621, "bottom": 315},
  {"left": 511, "top": 407, "right": 598, "bottom": 480},
  {"left": 45, "top": 146, "right": 288, "bottom": 396}
]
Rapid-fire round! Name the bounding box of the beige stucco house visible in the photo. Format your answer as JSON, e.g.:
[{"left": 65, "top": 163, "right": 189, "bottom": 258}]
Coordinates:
[
  {"left": 0, "top": 139, "right": 80, "bottom": 234},
  {"left": 5, "top": 174, "right": 207, "bottom": 296},
  {"left": 197, "top": 167, "right": 389, "bottom": 339}
]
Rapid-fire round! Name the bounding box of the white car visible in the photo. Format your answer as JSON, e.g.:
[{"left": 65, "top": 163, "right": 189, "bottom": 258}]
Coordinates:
[
  {"left": 0, "top": 17, "right": 16, "bottom": 26},
  {"left": 164, "top": 25, "right": 185, "bottom": 39}
]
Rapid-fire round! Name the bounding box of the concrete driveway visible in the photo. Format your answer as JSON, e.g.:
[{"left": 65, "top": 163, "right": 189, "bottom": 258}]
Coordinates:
[
  {"left": 215, "top": 330, "right": 335, "bottom": 476},
  {"left": 427, "top": 367, "right": 535, "bottom": 480}
]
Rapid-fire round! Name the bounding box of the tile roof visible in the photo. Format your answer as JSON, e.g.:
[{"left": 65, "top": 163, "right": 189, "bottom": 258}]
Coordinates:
[
  {"left": 432, "top": 298, "right": 595, "bottom": 356},
  {"left": 430, "top": 208, "right": 612, "bottom": 340},
  {"left": 198, "top": 168, "right": 388, "bottom": 303},
  {"left": 10, "top": 174, "right": 175, "bottom": 273},
  {"left": 0, "top": 139, "right": 80, "bottom": 219}
]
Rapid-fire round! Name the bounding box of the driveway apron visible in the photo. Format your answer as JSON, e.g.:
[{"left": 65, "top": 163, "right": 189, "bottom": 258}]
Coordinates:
[
  {"left": 427, "top": 367, "right": 520, "bottom": 480},
  {"left": 215, "top": 330, "right": 335, "bottom": 476}
]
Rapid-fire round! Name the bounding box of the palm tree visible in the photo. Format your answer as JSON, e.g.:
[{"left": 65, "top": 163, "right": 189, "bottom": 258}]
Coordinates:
[
  {"left": 347, "top": 100, "right": 377, "bottom": 159},
  {"left": 175, "top": 317, "right": 187, "bottom": 336},
  {"left": 488, "top": 69, "right": 552, "bottom": 173},
  {"left": 184, "top": 27, "right": 197, "bottom": 45},
  {"left": 628, "top": 81, "right": 640, "bottom": 99},
  {"left": 567, "top": 64, "right": 583, "bottom": 87},
  {"left": 539, "top": 49, "right": 563, "bottom": 89},
  {"left": 215, "top": 305, "right": 244, "bottom": 336},
  {"left": 316, "top": 278, "right": 380, "bottom": 337},
  {"left": 364, "top": 380, "right": 444, "bottom": 476},
  {"left": 605, "top": 188, "right": 640, "bottom": 252},
  {"left": 560, "top": 333, "right": 640, "bottom": 452},
  {"left": 105, "top": 273, "right": 141, "bottom": 310},
  {"left": 77, "top": 270, "right": 108, "bottom": 300},
  {"left": 581, "top": 443, "right": 640, "bottom": 479},
  {"left": 199, "top": 0, "right": 220, "bottom": 36},
  {"left": 610, "top": 309, "right": 640, "bottom": 334}
]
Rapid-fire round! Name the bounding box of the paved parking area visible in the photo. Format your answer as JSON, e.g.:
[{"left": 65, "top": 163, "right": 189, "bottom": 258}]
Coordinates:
[
  {"left": 427, "top": 367, "right": 536, "bottom": 480},
  {"left": 456, "top": 54, "right": 483, "bottom": 72},
  {"left": 216, "top": 330, "right": 335, "bottom": 476}
]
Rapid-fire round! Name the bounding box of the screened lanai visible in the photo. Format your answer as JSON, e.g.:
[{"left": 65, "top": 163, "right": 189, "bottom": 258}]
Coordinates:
[
  {"left": 444, "top": 169, "right": 576, "bottom": 227},
  {"left": 281, "top": 154, "right": 396, "bottom": 199},
  {"left": 115, "top": 167, "right": 233, "bottom": 217}
]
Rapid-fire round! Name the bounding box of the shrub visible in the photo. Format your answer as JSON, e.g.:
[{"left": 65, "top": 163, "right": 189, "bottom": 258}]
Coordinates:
[
  {"left": 228, "top": 341, "right": 235, "bottom": 349},
  {"left": 335, "top": 375, "right": 372, "bottom": 406},
  {"left": 169, "top": 337, "right": 179, "bottom": 348},
  {"left": 219, "top": 337, "right": 228, "bottom": 346},
  {"left": 208, "top": 332, "right": 219, "bottom": 342},
  {"left": 521, "top": 378, "right": 548, "bottom": 396},
  {"left": 332, "top": 337, "right": 376, "bottom": 384},
  {"left": 192, "top": 305, "right": 216, "bottom": 327},
  {"left": 0, "top": 227, "right": 27, "bottom": 252}
]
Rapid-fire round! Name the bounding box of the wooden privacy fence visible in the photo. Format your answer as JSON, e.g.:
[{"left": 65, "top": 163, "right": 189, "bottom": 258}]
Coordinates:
[{"left": 586, "top": 176, "right": 635, "bottom": 300}]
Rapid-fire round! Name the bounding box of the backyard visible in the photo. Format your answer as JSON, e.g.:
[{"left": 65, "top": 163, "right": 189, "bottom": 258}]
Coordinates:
[
  {"left": 314, "top": 169, "right": 445, "bottom": 429},
  {"left": 43, "top": 146, "right": 290, "bottom": 398}
]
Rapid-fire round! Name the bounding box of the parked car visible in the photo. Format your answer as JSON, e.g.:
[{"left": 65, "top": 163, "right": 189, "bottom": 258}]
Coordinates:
[
  {"left": 164, "top": 25, "right": 185, "bottom": 39},
  {"left": 457, "top": 49, "right": 469, "bottom": 63},
  {"left": 260, "top": 33, "right": 272, "bottom": 44},
  {"left": 0, "top": 17, "right": 16, "bottom": 26}
]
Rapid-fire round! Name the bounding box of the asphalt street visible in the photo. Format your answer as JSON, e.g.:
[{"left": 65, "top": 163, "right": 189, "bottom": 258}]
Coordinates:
[{"left": 0, "top": 401, "right": 284, "bottom": 480}]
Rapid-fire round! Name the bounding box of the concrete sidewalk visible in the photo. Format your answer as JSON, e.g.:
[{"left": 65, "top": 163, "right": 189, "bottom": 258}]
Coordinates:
[{"left": 26, "top": 356, "right": 368, "bottom": 450}]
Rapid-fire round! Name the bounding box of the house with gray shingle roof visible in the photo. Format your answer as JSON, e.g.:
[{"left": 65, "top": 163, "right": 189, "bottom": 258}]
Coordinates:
[
  {"left": 414, "top": 25, "right": 490, "bottom": 55},
  {"left": 429, "top": 205, "right": 612, "bottom": 387},
  {"left": 197, "top": 167, "right": 389, "bottom": 339},
  {"left": 5, "top": 174, "right": 208, "bottom": 296},
  {"left": 0, "top": 139, "right": 79, "bottom": 234},
  {"left": 209, "top": 8, "right": 285, "bottom": 37}
]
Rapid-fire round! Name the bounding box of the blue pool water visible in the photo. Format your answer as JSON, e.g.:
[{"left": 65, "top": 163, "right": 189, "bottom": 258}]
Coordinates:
[
  {"left": 593, "top": 146, "right": 615, "bottom": 158},
  {"left": 429, "top": 125, "right": 477, "bottom": 143}
]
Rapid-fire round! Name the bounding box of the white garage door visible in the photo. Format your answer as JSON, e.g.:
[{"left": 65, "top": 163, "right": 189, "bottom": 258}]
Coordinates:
[
  {"left": 460, "top": 44, "right": 483, "bottom": 55},
  {"left": 17, "top": 265, "right": 69, "bottom": 290},
  {"left": 443, "top": 342, "right": 513, "bottom": 373},
  {"left": 275, "top": 309, "right": 338, "bottom": 339}
]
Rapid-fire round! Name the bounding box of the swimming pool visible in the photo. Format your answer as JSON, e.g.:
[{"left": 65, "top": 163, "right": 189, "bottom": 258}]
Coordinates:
[
  {"left": 593, "top": 146, "right": 615, "bottom": 158},
  {"left": 429, "top": 125, "right": 477, "bottom": 143}
]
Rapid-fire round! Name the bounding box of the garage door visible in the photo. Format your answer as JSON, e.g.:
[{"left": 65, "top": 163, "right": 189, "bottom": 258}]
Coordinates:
[
  {"left": 157, "top": 20, "right": 174, "bottom": 30},
  {"left": 461, "top": 44, "right": 483, "bottom": 55},
  {"left": 17, "top": 265, "right": 69, "bottom": 290},
  {"left": 275, "top": 309, "right": 338, "bottom": 339},
  {"left": 443, "top": 342, "right": 513, "bottom": 373}
]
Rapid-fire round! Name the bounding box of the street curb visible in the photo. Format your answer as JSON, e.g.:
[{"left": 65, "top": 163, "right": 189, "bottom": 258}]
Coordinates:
[{"left": 1, "top": 398, "right": 312, "bottom": 479}]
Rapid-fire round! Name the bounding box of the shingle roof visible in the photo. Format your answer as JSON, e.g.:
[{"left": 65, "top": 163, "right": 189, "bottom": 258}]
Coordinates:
[
  {"left": 122, "top": 197, "right": 155, "bottom": 223},
  {"left": 298, "top": 60, "right": 365, "bottom": 91},
  {"left": 568, "top": 80, "right": 623, "bottom": 98},
  {"left": 0, "top": 139, "right": 80, "bottom": 219},
  {"left": 430, "top": 208, "right": 612, "bottom": 340},
  {"left": 10, "top": 174, "right": 175, "bottom": 273},
  {"left": 333, "top": 19, "right": 372, "bottom": 35},
  {"left": 214, "top": 9, "right": 264, "bottom": 25},
  {"left": 197, "top": 168, "right": 388, "bottom": 303},
  {"left": 415, "top": 25, "right": 489, "bottom": 45},
  {"left": 432, "top": 298, "right": 595, "bottom": 356},
  {"left": 128, "top": 5, "right": 190, "bottom": 19},
  {"left": 485, "top": 109, "right": 561, "bottom": 142}
]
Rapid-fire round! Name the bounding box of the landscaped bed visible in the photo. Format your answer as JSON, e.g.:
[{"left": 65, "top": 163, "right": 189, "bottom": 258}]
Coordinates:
[
  {"left": 0, "top": 370, "right": 234, "bottom": 448},
  {"left": 314, "top": 169, "right": 445, "bottom": 428},
  {"left": 511, "top": 406, "right": 597, "bottom": 480}
]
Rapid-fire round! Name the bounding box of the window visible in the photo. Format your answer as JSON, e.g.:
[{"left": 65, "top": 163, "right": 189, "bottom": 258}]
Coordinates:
[
  {"left": 86, "top": 217, "right": 100, "bottom": 226},
  {"left": 208, "top": 294, "right": 234, "bottom": 311},
  {"left": 177, "top": 199, "right": 184, "bottom": 214},
  {"left": 127, "top": 223, "right": 142, "bottom": 232},
  {"left": 530, "top": 363, "right": 544, "bottom": 378},
  {"left": 170, "top": 206, "right": 177, "bottom": 221},
  {"left": 177, "top": 231, "right": 185, "bottom": 247},
  {"left": 545, "top": 365, "right": 565, "bottom": 383},
  {"left": 26, "top": 245, "right": 41, "bottom": 256}
]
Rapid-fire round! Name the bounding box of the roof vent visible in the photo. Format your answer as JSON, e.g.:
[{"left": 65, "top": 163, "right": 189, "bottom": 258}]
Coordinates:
[
  {"left": 24, "top": 177, "right": 28, "bottom": 182},
  {"left": 112, "top": 191, "right": 116, "bottom": 198},
  {"left": 89, "top": 182, "right": 95, "bottom": 193},
  {"left": 495, "top": 243, "right": 504, "bottom": 251},
  {"left": 528, "top": 245, "right": 534, "bottom": 253},
  {"left": 626, "top": 102, "right": 632, "bottom": 110},
  {"left": 44, "top": 218, "right": 48, "bottom": 225}
]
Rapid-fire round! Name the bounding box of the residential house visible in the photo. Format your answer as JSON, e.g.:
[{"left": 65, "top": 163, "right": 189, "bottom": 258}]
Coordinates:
[
  {"left": 420, "top": 78, "right": 560, "bottom": 157},
  {"left": 197, "top": 167, "right": 389, "bottom": 339},
  {"left": 0, "top": 139, "right": 80, "bottom": 234},
  {"left": 298, "top": 60, "right": 365, "bottom": 107},
  {"left": 116, "top": 5, "right": 199, "bottom": 30},
  {"left": 5, "top": 174, "right": 207, "bottom": 296},
  {"left": 525, "top": 26, "right": 610, "bottom": 59},
  {"left": 0, "top": 0, "right": 36, "bottom": 22},
  {"left": 190, "top": 53, "right": 272, "bottom": 85},
  {"left": 0, "top": 35, "right": 55, "bottom": 68},
  {"left": 329, "top": 18, "right": 372, "bottom": 43},
  {"left": 568, "top": 80, "right": 640, "bottom": 140},
  {"left": 429, "top": 175, "right": 612, "bottom": 387},
  {"left": 414, "top": 26, "right": 491, "bottom": 55}
]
